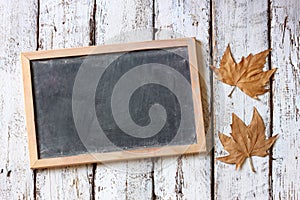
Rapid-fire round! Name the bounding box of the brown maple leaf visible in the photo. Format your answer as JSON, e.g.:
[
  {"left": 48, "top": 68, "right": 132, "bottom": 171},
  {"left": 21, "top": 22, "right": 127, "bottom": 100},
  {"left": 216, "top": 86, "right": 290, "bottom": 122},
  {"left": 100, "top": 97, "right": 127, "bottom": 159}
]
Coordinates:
[
  {"left": 212, "top": 45, "right": 277, "bottom": 99},
  {"left": 217, "top": 107, "right": 278, "bottom": 172}
]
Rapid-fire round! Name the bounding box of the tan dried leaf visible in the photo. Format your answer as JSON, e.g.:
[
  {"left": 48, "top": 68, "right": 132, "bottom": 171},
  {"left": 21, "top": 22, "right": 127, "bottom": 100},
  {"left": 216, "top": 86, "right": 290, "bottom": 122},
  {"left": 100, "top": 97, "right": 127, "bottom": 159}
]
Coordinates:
[
  {"left": 212, "top": 45, "right": 277, "bottom": 99},
  {"left": 217, "top": 107, "right": 278, "bottom": 172}
]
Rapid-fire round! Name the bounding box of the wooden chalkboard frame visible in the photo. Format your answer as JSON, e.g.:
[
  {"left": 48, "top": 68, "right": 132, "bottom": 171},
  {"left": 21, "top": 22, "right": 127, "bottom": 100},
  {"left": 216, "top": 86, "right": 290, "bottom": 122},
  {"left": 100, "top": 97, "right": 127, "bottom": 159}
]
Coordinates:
[{"left": 21, "top": 38, "right": 206, "bottom": 169}]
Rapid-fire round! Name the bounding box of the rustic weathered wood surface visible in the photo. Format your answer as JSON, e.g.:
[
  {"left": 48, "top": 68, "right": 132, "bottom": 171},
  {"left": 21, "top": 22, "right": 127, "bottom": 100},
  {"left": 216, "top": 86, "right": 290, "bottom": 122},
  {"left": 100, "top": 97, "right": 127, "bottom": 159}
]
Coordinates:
[
  {"left": 213, "top": 0, "right": 272, "bottom": 199},
  {"left": 35, "top": 1, "right": 94, "bottom": 199},
  {"left": 94, "top": 1, "right": 154, "bottom": 199},
  {"left": 0, "top": 0, "right": 36, "bottom": 199},
  {"left": 272, "top": 0, "right": 300, "bottom": 199},
  {"left": 1, "top": 0, "right": 299, "bottom": 199},
  {"left": 154, "top": 1, "right": 212, "bottom": 199}
]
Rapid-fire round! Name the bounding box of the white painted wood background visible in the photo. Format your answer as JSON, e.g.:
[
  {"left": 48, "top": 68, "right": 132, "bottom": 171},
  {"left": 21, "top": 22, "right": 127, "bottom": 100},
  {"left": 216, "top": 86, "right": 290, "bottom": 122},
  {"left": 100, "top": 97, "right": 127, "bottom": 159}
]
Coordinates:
[{"left": 0, "top": 0, "right": 299, "bottom": 199}]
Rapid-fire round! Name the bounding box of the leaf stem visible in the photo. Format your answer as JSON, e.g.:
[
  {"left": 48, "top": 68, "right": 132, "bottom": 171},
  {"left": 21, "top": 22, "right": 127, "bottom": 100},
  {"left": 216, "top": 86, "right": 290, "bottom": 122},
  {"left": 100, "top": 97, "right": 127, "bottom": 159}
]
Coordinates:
[
  {"left": 228, "top": 86, "right": 237, "bottom": 98},
  {"left": 249, "top": 157, "right": 256, "bottom": 173}
]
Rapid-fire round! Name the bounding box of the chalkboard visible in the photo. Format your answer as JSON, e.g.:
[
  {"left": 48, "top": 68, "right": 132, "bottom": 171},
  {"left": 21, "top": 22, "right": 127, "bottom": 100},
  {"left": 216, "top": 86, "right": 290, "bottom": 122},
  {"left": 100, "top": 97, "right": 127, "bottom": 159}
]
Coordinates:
[{"left": 21, "top": 38, "right": 206, "bottom": 169}]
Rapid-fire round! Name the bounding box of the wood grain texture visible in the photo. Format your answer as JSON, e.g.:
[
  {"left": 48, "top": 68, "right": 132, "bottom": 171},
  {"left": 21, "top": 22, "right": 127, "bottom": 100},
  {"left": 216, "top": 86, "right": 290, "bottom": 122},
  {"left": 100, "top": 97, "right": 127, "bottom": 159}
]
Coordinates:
[
  {"left": 95, "top": 0, "right": 153, "bottom": 45},
  {"left": 1, "top": 0, "right": 299, "bottom": 199},
  {"left": 213, "top": 0, "right": 272, "bottom": 199},
  {"left": 0, "top": 0, "right": 37, "bottom": 199},
  {"left": 154, "top": 0, "right": 212, "bottom": 199},
  {"left": 38, "top": 0, "right": 95, "bottom": 50},
  {"left": 271, "top": 0, "right": 300, "bottom": 199},
  {"left": 35, "top": 0, "right": 94, "bottom": 199},
  {"left": 94, "top": 0, "right": 154, "bottom": 199}
]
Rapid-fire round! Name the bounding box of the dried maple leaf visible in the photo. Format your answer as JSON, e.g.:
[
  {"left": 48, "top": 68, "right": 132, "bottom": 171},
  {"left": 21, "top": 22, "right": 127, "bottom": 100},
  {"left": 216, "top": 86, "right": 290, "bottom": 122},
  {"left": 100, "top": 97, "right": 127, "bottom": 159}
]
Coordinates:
[
  {"left": 212, "top": 45, "right": 277, "bottom": 99},
  {"left": 217, "top": 107, "right": 278, "bottom": 172}
]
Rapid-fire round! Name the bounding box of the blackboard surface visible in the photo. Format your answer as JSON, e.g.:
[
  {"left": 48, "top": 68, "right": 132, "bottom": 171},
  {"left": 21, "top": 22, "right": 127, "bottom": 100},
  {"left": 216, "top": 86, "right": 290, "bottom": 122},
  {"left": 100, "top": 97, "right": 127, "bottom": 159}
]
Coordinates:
[{"left": 30, "top": 47, "right": 197, "bottom": 159}]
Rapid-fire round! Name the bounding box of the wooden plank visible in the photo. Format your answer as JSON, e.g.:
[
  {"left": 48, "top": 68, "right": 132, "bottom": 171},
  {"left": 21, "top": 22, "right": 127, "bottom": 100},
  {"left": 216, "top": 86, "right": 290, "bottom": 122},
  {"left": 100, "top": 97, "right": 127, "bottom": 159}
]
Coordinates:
[
  {"left": 94, "top": 0, "right": 154, "bottom": 199},
  {"left": 0, "top": 0, "right": 37, "bottom": 199},
  {"left": 213, "top": 0, "right": 272, "bottom": 199},
  {"left": 271, "top": 0, "right": 300, "bottom": 199},
  {"left": 35, "top": 0, "right": 94, "bottom": 199},
  {"left": 154, "top": 0, "right": 212, "bottom": 199}
]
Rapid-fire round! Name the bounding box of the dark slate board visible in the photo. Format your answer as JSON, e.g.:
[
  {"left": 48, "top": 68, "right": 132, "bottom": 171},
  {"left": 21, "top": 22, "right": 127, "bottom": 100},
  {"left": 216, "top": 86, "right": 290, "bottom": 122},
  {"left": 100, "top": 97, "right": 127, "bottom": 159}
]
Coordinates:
[{"left": 30, "top": 47, "right": 197, "bottom": 159}]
